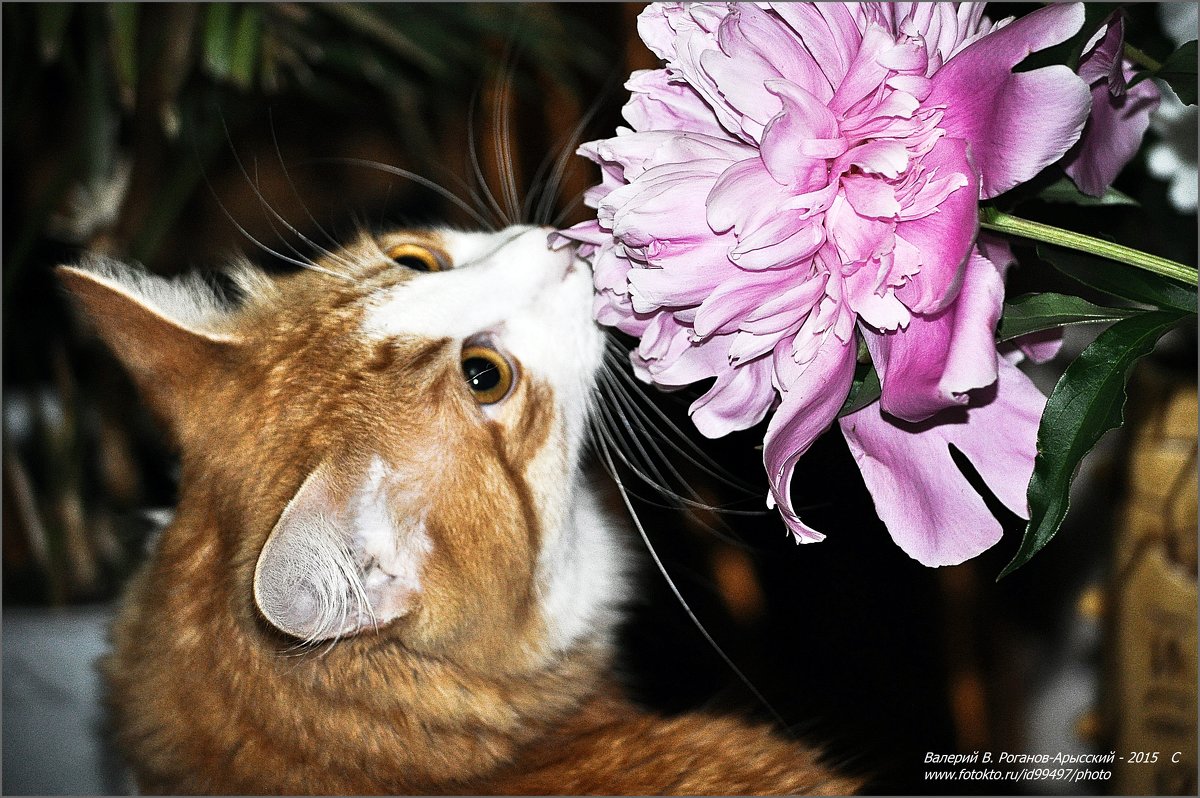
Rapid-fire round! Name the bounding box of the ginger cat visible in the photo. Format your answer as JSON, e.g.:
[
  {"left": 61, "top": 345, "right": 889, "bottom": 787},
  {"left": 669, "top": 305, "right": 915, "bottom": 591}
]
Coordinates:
[{"left": 58, "top": 225, "right": 858, "bottom": 795}]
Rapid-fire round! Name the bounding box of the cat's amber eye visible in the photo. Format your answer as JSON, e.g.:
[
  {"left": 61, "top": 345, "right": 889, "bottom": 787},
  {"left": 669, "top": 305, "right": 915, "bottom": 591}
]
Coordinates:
[
  {"left": 385, "top": 243, "right": 447, "bottom": 273},
  {"left": 460, "top": 346, "right": 514, "bottom": 405}
]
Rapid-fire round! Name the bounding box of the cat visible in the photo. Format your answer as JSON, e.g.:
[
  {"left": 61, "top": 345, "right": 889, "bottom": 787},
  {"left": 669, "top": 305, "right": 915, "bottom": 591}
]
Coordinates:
[{"left": 58, "top": 224, "right": 860, "bottom": 795}]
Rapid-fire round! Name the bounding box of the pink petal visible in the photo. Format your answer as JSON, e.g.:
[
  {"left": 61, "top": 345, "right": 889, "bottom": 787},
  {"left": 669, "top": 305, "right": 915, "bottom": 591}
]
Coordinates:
[
  {"left": 707, "top": 157, "right": 797, "bottom": 236},
  {"left": 690, "top": 350, "right": 776, "bottom": 437},
  {"left": 623, "top": 69, "right": 725, "bottom": 136},
  {"left": 763, "top": 335, "right": 858, "bottom": 542},
  {"left": 1012, "top": 328, "right": 1065, "bottom": 364},
  {"left": 769, "top": 2, "right": 861, "bottom": 90},
  {"left": 838, "top": 359, "right": 1046, "bottom": 566},
  {"left": 892, "top": 137, "right": 978, "bottom": 314},
  {"left": 866, "top": 249, "right": 1004, "bottom": 423},
  {"left": 929, "top": 3, "right": 1092, "bottom": 199},
  {"left": 759, "top": 80, "right": 843, "bottom": 188},
  {"left": 1063, "top": 61, "right": 1160, "bottom": 196}
]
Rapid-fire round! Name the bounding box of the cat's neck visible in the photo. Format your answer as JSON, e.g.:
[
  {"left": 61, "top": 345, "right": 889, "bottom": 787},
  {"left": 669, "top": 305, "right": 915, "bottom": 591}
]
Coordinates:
[{"left": 105, "top": 477, "right": 619, "bottom": 794}]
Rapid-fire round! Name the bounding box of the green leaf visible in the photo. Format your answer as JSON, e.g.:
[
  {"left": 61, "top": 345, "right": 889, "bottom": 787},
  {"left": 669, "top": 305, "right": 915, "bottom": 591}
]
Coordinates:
[
  {"left": 997, "top": 293, "right": 1139, "bottom": 342},
  {"left": 1039, "top": 244, "right": 1198, "bottom": 314},
  {"left": 999, "top": 309, "right": 1193, "bottom": 578},
  {"left": 109, "top": 3, "right": 138, "bottom": 109},
  {"left": 1036, "top": 178, "right": 1138, "bottom": 207},
  {"left": 1157, "top": 40, "right": 1197, "bottom": 105},
  {"left": 1015, "top": 3, "right": 1118, "bottom": 73},
  {"left": 228, "top": 5, "right": 262, "bottom": 91},
  {"left": 838, "top": 363, "right": 881, "bottom": 418},
  {"left": 203, "top": 3, "right": 235, "bottom": 80}
]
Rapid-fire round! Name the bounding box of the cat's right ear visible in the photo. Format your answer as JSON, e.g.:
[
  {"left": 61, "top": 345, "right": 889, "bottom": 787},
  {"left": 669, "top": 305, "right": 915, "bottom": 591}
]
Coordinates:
[{"left": 56, "top": 256, "right": 240, "bottom": 436}]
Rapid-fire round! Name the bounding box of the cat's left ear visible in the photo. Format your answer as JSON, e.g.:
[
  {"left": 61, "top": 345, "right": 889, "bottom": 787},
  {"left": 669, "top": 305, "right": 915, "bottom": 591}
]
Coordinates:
[
  {"left": 253, "top": 460, "right": 431, "bottom": 642},
  {"left": 56, "top": 256, "right": 240, "bottom": 440}
]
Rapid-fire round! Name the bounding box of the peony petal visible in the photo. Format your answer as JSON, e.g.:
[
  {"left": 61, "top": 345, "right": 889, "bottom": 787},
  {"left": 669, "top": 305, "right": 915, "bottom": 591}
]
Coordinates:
[
  {"left": 867, "top": 249, "right": 1004, "bottom": 422},
  {"left": 1012, "top": 328, "right": 1065, "bottom": 364},
  {"left": 763, "top": 336, "right": 857, "bottom": 542},
  {"left": 769, "top": 2, "right": 861, "bottom": 90},
  {"left": 929, "top": 3, "right": 1092, "bottom": 198},
  {"left": 838, "top": 359, "right": 1045, "bottom": 566},
  {"left": 690, "top": 351, "right": 776, "bottom": 437},
  {"left": 623, "top": 69, "right": 726, "bottom": 136},
  {"left": 1063, "top": 61, "right": 1160, "bottom": 196},
  {"left": 759, "top": 80, "right": 843, "bottom": 188},
  {"left": 729, "top": 212, "right": 825, "bottom": 270},
  {"left": 892, "top": 137, "right": 978, "bottom": 314}
]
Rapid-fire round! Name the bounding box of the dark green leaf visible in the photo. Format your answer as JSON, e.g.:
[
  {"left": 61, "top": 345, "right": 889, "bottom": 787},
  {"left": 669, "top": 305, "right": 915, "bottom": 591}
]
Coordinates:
[
  {"left": 838, "top": 363, "right": 881, "bottom": 417},
  {"left": 109, "top": 3, "right": 138, "bottom": 109},
  {"left": 997, "top": 293, "right": 1139, "bottom": 342},
  {"left": 229, "top": 5, "right": 263, "bottom": 91},
  {"left": 1015, "top": 3, "right": 1118, "bottom": 73},
  {"left": 1157, "top": 40, "right": 1197, "bottom": 105},
  {"left": 203, "top": 4, "right": 235, "bottom": 80},
  {"left": 1038, "top": 244, "right": 1198, "bottom": 314},
  {"left": 1037, "top": 178, "right": 1138, "bottom": 207},
  {"left": 999, "top": 309, "right": 1193, "bottom": 578}
]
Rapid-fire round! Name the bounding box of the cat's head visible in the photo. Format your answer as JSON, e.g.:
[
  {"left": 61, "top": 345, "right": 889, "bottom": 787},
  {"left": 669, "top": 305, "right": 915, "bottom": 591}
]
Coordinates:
[{"left": 59, "top": 225, "right": 626, "bottom": 668}]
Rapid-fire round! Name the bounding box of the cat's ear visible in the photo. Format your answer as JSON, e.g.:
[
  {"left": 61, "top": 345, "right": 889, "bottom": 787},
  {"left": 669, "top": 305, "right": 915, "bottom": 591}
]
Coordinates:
[
  {"left": 56, "top": 256, "right": 239, "bottom": 434},
  {"left": 253, "top": 460, "right": 431, "bottom": 642}
]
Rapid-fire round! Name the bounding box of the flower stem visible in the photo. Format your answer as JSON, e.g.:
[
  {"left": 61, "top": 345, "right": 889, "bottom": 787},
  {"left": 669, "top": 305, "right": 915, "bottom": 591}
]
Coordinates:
[
  {"left": 979, "top": 208, "right": 1198, "bottom": 286},
  {"left": 1123, "top": 43, "right": 1162, "bottom": 73}
]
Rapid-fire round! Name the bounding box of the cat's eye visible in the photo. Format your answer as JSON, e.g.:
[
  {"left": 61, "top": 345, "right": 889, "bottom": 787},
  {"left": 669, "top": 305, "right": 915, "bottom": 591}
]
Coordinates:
[
  {"left": 385, "top": 243, "right": 447, "bottom": 273},
  {"left": 460, "top": 346, "right": 514, "bottom": 405}
]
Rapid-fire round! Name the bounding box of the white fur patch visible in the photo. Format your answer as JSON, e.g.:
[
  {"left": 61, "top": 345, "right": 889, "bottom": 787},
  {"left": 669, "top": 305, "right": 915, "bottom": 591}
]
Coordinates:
[
  {"left": 361, "top": 226, "right": 579, "bottom": 340},
  {"left": 535, "top": 481, "right": 630, "bottom": 654}
]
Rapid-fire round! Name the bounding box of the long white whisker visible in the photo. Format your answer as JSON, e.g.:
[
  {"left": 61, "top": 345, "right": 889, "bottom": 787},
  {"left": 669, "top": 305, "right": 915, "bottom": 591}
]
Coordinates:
[
  {"left": 493, "top": 50, "right": 522, "bottom": 225},
  {"left": 309, "top": 157, "right": 496, "bottom": 231},
  {"left": 268, "top": 114, "right": 357, "bottom": 271},
  {"left": 601, "top": 339, "right": 763, "bottom": 496},
  {"left": 599, "top": 369, "right": 764, "bottom": 517},
  {"left": 594, "top": 434, "right": 788, "bottom": 729},
  {"left": 466, "top": 98, "right": 510, "bottom": 228},
  {"left": 217, "top": 117, "right": 356, "bottom": 282},
  {"left": 532, "top": 73, "right": 614, "bottom": 226}
]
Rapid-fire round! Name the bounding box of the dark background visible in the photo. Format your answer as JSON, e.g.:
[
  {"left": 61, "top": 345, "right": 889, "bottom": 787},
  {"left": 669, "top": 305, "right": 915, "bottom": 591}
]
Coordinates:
[{"left": 3, "top": 4, "right": 1195, "bottom": 794}]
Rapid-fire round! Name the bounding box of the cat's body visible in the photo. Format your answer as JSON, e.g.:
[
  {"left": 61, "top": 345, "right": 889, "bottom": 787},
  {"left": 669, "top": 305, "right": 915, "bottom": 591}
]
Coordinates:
[{"left": 60, "top": 225, "right": 857, "bottom": 794}]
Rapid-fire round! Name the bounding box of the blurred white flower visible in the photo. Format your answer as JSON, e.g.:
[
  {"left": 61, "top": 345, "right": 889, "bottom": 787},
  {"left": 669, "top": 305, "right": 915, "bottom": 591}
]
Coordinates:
[{"left": 1145, "top": 4, "right": 1198, "bottom": 213}]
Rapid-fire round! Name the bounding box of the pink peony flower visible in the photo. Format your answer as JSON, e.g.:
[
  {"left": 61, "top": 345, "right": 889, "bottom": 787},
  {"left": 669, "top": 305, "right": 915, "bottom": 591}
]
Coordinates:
[{"left": 562, "top": 3, "right": 1101, "bottom": 566}]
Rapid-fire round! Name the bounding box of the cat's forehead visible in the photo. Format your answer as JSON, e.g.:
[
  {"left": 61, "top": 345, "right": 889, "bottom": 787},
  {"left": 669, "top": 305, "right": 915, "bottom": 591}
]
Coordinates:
[{"left": 357, "top": 225, "right": 577, "bottom": 341}]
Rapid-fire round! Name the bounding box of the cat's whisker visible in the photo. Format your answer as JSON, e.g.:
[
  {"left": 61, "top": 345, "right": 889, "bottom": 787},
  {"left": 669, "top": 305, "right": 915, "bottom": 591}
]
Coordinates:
[
  {"left": 600, "top": 342, "right": 762, "bottom": 497},
  {"left": 593, "top": 434, "right": 789, "bottom": 730},
  {"left": 204, "top": 183, "right": 352, "bottom": 282},
  {"left": 532, "top": 68, "right": 620, "bottom": 226},
  {"left": 250, "top": 158, "right": 338, "bottom": 274},
  {"left": 593, "top": 375, "right": 762, "bottom": 552},
  {"left": 310, "top": 157, "right": 497, "bottom": 232},
  {"left": 550, "top": 185, "right": 600, "bottom": 231},
  {"left": 598, "top": 370, "right": 763, "bottom": 518},
  {"left": 466, "top": 99, "right": 511, "bottom": 229},
  {"left": 218, "top": 117, "right": 358, "bottom": 281},
  {"left": 492, "top": 50, "right": 523, "bottom": 226},
  {"left": 268, "top": 114, "right": 359, "bottom": 272}
]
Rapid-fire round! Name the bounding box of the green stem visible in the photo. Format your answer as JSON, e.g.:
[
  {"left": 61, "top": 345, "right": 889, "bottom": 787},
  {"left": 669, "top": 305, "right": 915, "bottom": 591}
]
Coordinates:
[
  {"left": 1122, "top": 43, "right": 1162, "bottom": 73},
  {"left": 980, "top": 208, "right": 1198, "bottom": 287}
]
